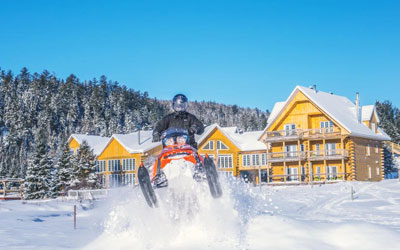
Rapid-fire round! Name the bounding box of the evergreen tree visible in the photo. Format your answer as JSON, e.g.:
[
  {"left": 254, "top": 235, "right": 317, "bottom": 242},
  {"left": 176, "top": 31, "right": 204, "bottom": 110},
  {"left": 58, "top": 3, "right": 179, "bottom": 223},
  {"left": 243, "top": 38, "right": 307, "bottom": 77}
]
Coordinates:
[
  {"left": 57, "top": 142, "right": 73, "bottom": 195},
  {"left": 70, "top": 141, "right": 99, "bottom": 189},
  {"left": 23, "top": 130, "right": 54, "bottom": 199}
]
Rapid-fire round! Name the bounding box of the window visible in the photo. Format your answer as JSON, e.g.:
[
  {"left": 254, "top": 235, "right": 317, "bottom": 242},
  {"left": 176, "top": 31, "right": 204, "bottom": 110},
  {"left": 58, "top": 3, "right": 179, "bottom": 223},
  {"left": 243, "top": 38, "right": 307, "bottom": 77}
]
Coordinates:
[
  {"left": 300, "top": 144, "right": 305, "bottom": 152},
  {"left": 216, "top": 140, "right": 229, "bottom": 150},
  {"left": 122, "top": 173, "right": 135, "bottom": 186},
  {"left": 375, "top": 144, "right": 379, "bottom": 153},
  {"left": 252, "top": 154, "right": 260, "bottom": 166},
  {"left": 316, "top": 166, "right": 321, "bottom": 177},
  {"left": 287, "top": 167, "right": 299, "bottom": 181},
  {"left": 243, "top": 154, "right": 251, "bottom": 166},
  {"left": 202, "top": 141, "right": 214, "bottom": 150},
  {"left": 96, "top": 161, "right": 106, "bottom": 173},
  {"left": 69, "top": 149, "right": 75, "bottom": 155},
  {"left": 326, "top": 143, "right": 336, "bottom": 155},
  {"left": 376, "top": 167, "right": 380, "bottom": 176},
  {"left": 261, "top": 153, "right": 267, "bottom": 166},
  {"left": 320, "top": 121, "right": 334, "bottom": 133},
  {"left": 368, "top": 167, "right": 372, "bottom": 179},
  {"left": 123, "top": 158, "right": 135, "bottom": 171},
  {"left": 366, "top": 144, "right": 370, "bottom": 156},
  {"left": 316, "top": 144, "right": 321, "bottom": 155},
  {"left": 284, "top": 124, "right": 296, "bottom": 136},
  {"left": 108, "top": 159, "right": 121, "bottom": 172},
  {"left": 327, "top": 166, "right": 337, "bottom": 180},
  {"left": 371, "top": 122, "right": 376, "bottom": 133},
  {"left": 285, "top": 145, "right": 297, "bottom": 157},
  {"left": 218, "top": 155, "right": 233, "bottom": 168},
  {"left": 108, "top": 174, "right": 121, "bottom": 188}
]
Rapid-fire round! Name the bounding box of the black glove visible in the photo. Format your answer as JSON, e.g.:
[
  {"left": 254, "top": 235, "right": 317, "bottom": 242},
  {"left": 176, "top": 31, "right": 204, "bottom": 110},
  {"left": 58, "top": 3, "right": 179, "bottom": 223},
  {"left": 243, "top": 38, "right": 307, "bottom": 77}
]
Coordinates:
[
  {"left": 152, "top": 132, "right": 160, "bottom": 142},
  {"left": 189, "top": 124, "right": 199, "bottom": 134}
]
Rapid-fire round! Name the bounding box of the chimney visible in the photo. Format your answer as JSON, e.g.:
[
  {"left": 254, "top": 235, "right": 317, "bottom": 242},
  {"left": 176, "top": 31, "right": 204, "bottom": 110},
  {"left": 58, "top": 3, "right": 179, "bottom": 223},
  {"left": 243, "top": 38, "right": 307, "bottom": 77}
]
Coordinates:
[
  {"left": 313, "top": 84, "right": 317, "bottom": 93},
  {"left": 355, "top": 92, "right": 361, "bottom": 123}
]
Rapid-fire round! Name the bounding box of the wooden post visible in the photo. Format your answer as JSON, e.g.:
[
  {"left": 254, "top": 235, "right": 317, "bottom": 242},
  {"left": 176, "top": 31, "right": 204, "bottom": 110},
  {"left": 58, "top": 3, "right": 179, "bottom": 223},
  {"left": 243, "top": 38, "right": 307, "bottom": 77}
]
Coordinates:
[
  {"left": 308, "top": 140, "right": 312, "bottom": 183},
  {"left": 283, "top": 140, "right": 286, "bottom": 183},
  {"left": 341, "top": 136, "right": 345, "bottom": 181},
  {"left": 298, "top": 139, "right": 301, "bottom": 182},
  {"left": 74, "top": 205, "right": 77, "bottom": 230},
  {"left": 266, "top": 143, "right": 270, "bottom": 184},
  {"left": 323, "top": 137, "right": 326, "bottom": 181}
]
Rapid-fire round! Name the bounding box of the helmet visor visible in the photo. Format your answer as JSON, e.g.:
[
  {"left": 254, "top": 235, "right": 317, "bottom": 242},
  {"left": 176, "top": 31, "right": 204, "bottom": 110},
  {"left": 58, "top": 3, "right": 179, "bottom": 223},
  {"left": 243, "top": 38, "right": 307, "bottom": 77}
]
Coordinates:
[{"left": 173, "top": 101, "right": 188, "bottom": 112}]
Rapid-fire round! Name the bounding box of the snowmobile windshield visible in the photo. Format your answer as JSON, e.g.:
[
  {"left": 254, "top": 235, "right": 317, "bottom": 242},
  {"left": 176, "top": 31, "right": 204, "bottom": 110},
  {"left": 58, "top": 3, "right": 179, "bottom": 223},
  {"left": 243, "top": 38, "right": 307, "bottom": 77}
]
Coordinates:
[{"left": 161, "top": 128, "right": 189, "bottom": 147}]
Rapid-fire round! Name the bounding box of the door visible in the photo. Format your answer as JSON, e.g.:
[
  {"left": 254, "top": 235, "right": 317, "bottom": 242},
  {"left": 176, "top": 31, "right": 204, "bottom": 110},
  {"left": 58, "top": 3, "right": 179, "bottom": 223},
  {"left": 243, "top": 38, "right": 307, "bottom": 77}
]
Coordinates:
[
  {"left": 326, "top": 143, "right": 336, "bottom": 155},
  {"left": 285, "top": 145, "right": 297, "bottom": 157},
  {"left": 287, "top": 167, "right": 299, "bottom": 181},
  {"left": 284, "top": 124, "right": 296, "bottom": 136}
]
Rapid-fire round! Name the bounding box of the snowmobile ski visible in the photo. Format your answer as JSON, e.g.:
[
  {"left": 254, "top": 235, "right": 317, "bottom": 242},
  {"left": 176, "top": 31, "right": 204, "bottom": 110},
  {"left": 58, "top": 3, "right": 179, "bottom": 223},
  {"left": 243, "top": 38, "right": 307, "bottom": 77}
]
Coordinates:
[
  {"left": 203, "top": 155, "right": 223, "bottom": 198},
  {"left": 138, "top": 164, "right": 158, "bottom": 208}
]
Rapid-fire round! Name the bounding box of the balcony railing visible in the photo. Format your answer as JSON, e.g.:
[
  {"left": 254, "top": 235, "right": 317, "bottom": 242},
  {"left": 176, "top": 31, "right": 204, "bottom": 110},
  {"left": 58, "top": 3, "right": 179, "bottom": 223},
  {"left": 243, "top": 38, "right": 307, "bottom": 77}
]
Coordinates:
[
  {"left": 303, "top": 127, "right": 342, "bottom": 139},
  {"left": 264, "top": 129, "right": 303, "bottom": 142},
  {"left": 264, "top": 127, "right": 342, "bottom": 142},
  {"left": 266, "top": 149, "right": 348, "bottom": 163},
  {"left": 266, "top": 172, "right": 347, "bottom": 183},
  {"left": 267, "top": 151, "right": 306, "bottom": 162},
  {"left": 309, "top": 149, "right": 349, "bottom": 160}
]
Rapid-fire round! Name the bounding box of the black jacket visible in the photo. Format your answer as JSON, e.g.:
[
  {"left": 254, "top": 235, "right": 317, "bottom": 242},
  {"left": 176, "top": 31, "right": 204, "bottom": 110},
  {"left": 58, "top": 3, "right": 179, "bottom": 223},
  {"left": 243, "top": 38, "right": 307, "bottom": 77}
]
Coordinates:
[{"left": 153, "top": 111, "right": 204, "bottom": 148}]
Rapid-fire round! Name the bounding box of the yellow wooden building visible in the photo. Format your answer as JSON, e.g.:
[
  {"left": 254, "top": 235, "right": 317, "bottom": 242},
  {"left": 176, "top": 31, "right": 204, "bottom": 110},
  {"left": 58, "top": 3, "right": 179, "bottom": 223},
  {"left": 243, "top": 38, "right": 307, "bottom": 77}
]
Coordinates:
[
  {"left": 96, "top": 131, "right": 162, "bottom": 188},
  {"left": 258, "top": 85, "right": 390, "bottom": 183},
  {"left": 196, "top": 124, "right": 267, "bottom": 182}
]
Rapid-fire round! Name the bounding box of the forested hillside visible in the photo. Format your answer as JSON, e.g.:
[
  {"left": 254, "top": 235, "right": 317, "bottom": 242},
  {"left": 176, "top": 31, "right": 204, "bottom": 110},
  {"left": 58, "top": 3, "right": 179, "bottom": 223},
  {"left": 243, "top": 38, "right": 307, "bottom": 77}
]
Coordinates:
[{"left": 0, "top": 68, "right": 269, "bottom": 178}]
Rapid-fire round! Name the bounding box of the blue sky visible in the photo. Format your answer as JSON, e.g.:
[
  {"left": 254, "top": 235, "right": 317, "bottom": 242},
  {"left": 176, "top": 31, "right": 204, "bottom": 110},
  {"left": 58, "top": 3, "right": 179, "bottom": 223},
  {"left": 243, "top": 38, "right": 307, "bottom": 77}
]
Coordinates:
[{"left": 1, "top": 0, "right": 399, "bottom": 111}]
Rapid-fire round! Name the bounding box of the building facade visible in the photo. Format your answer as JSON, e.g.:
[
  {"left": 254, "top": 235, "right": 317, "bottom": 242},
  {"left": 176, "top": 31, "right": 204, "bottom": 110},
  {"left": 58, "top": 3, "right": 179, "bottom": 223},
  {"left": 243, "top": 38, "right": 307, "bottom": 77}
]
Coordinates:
[{"left": 258, "top": 86, "right": 390, "bottom": 183}]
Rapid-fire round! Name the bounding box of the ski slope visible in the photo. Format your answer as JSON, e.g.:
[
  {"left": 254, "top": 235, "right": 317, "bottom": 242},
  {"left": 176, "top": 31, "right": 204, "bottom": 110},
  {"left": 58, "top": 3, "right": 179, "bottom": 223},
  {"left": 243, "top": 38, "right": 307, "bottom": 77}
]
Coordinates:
[{"left": 1, "top": 179, "right": 400, "bottom": 250}]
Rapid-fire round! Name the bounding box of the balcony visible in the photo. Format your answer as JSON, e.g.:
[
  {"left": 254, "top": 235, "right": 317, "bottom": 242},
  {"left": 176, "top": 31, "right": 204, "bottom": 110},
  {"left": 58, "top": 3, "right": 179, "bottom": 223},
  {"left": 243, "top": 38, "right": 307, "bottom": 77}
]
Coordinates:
[
  {"left": 264, "top": 129, "right": 302, "bottom": 142},
  {"left": 303, "top": 127, "right": 342, "bottom": 140},
  {"left": 309, "top": 149, "right": 349, "bottom": 161},
  {"left": 264, "top": 127, "right": 343, "bottom": 143},
  {"left": 266, "top": 149, "right": 348, "bottom": 163},
  {"left": 267, "top": 151, "right": 306, "bottom": 163}
]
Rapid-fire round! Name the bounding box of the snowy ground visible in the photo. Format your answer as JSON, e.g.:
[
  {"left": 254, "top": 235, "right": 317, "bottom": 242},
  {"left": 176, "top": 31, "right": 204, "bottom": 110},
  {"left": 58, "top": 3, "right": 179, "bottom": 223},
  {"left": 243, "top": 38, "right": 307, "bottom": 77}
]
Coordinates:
[{"left": 1, "top": 179, "right": 400, "bottom": 250}]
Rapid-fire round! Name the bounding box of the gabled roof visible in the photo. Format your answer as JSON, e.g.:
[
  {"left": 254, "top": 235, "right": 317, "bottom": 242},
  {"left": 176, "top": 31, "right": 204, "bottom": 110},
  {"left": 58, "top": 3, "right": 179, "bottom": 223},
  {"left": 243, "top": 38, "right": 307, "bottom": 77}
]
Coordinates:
[
  {"left": 197, "top": 124, "right": 266, "bottom": 151},
  {"left": 68, "top": 134, "right": 110, "bottom": 155},
  {"left": 102, "top": 130, "right": 162, "bottom": 155},
  {"left": 361, "top": 105, "right": 380, "bottom": 123},
  {"left": 261, "top": 86, "right": 390, "bottom": 141}
]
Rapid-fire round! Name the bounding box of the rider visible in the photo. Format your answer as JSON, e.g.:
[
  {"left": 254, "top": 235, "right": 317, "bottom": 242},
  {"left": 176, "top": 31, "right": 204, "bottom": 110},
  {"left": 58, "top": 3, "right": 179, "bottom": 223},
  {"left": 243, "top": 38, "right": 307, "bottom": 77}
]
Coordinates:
[{"left": 152, "top": 94, "right": 204, "bottom": 149}]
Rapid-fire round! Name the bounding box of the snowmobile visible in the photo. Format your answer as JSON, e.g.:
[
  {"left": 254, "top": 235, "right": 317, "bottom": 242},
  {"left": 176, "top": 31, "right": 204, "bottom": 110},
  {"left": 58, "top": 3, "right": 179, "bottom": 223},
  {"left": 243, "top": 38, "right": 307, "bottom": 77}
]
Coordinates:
[{"left": 138, "top": 128, "right": 222, "bottom": 208}]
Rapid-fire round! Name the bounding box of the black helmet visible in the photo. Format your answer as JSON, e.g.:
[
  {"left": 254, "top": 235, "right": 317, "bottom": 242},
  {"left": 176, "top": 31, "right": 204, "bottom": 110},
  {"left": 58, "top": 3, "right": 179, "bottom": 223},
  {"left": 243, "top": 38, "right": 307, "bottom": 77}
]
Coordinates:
[{"left": 172, "top": 94, "right": 188, "bottom": 112}]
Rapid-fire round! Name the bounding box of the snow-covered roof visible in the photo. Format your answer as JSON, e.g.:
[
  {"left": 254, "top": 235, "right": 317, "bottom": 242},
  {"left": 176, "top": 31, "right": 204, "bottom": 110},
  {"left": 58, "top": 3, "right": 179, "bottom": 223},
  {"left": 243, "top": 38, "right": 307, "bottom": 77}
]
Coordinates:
[
  {"left": 262, "top": 86, "right": 390, "bottom": 141},
  {"left": 361, "top": 105, "right": 380, "bottom": 123},
  {"left": 267, "top": 101, "right": 285, "bottom": 125},
  {"left": 108, "top": 130, "right": 162, "bottom": 154},
  {"left": 196, "top": 124, "right": 266, "bottom": 151},
  {"left": 68, "top": 134, "right": 111, "bottom": 155}
]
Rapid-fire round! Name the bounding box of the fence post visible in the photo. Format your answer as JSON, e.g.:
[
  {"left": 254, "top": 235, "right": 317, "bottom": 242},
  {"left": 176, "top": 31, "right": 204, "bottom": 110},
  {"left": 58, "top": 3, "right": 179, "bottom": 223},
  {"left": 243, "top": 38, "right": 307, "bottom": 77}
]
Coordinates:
[{"left": 74, "top": 205, "right": 76, "bottom": 230}]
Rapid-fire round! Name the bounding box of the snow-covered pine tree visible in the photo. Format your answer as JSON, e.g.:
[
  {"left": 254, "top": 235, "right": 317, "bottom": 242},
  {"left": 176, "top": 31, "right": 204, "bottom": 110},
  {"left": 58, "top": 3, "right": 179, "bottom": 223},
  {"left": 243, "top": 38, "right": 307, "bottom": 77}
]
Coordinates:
[
  {"left": 69, "top": 141, "right": 100, "bottom": 190},
  {"left": 57, "top": 142, "right": 73, "bottom": 195},
  {"left": 23, "top": 130, "right": 48, "bottom": 199}
]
